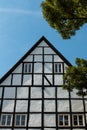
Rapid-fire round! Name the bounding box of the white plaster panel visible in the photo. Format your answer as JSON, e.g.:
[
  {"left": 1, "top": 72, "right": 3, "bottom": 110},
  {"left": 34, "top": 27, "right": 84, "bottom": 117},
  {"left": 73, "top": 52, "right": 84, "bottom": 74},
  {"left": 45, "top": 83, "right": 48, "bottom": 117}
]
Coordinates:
[
  {"left": 44, "top": 48, "right": 56, "bottom": 54},
  {"left": 14, "top": 129, "right": 26, "bottom": 130},
  {"left": 12, "top": 74, "right": 21, "bottom": 85},
  {"left": 44, "top": 100, "right": 55, "bottom": 112},
  {"left": 58, "top": 100, "right": 69, "bottom": 112},
  {"left": 0, "top": 87, "right": 2, "bottom": 98},
  {"left": 1, "top": 75, "right": 11, "bottom": 85},
  {"left": 71, "top": 89, "right": 82, "bottom": 98},
  {"left": 44, "top": 63, "right": 52, "bottom": 73},
  {"left": 34, "top": 55, "right": 42, "bottom": 62},
  {"left": 17, "top": 87, "right": 29, "bottom": 99},
  {"left": 34, "top": 75, "right": 42, "bottom": 85},
  {"left": 4, "top": 87, "right": 15, "bottom": 98},
  {"left": 44, "top": 78, "right": 49, "bottom": 85},
  {"left": 12, "top": 64, "right": 22, "bottom": 73},
  {"left": 44, "top": 55, "right": 52, "bottom": 62},
  {"left": 29, "top": 114, "right": 41, "bottom": 126},
  {"left": 57, "top": 87, "right": 69, "bottom": 98},
  {"left": 30, "top": 100, "right": 42, "bottom": 112},
  {"left": 54, "top": 75, "right": 63, "bottom": 85},
  {"left": 71, "top": 100, "right": 84, "bottom": 112},
  {"left": 23, "top": 75, "right": 32, "bottom": 85},
  {"left": 34, "top": 63, "right": 42, "bottom": 73},
  {"left": 28, "top": 129, "right": 41, "bottom": 130},
  {"left": 1, "top": 129, "right": 12, "bottom": 130},
  {"left": 54, "top": 55, "right": 63, "bottom": 62},
  {"left": 2, "top": 100, "right": 14, "bottom": 112},
  {"left": 64, "top": 63, "right": 68, "bottom": 73},
  {"left": 44, "top": 75, "right": 52, "bottom": 85},
  {"left": 38, "top": 41, "right": 48, "bottom": 47},
  {"left": 44, "top": 87, "right": 55, "bottom": 98},
  {"left": 31, "top": 48, "right": 42, "bottom": 54},
  {"left": 31, "top": 87, "right": 42, "bottom": 98},
  {"left": 23, "top": 55, "right": 33, "bottom": 62},
  {"left": 44, "top": 128, "right": 56, "bottom": 130},
  {"left": 44, "top": 114, "right": 56, "bottom": 126},
  {"left": 16, "top": 100, "right": 28, "bottom": 112},
  {"left": 85, "top": 101, "right": 87, "bottom": 112},
  {"left": 72, "top": 129, "right": 85, "bottom": 130}
]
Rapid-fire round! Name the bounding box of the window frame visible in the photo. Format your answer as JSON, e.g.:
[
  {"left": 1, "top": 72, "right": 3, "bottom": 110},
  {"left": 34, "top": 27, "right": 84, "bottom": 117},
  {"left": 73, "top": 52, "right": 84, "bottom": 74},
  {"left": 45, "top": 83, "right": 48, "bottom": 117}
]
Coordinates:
[
  {"left": 58, "top": 114, "right": 70, "bottom": 127},
  {"left": 24, "top": 63, "right": 32, "bottom": 73},
  {"left": 72, "top": 114, "right": 84, "bottom": 126},
  {"left": 54, "top": 63, "right": 62, "bottom": 73},
  {"left": 15, "top": 114, "right": 26, "bottom": 127},
  {"left": 0, "top": 114, "right": 12, "bottom": 126}
]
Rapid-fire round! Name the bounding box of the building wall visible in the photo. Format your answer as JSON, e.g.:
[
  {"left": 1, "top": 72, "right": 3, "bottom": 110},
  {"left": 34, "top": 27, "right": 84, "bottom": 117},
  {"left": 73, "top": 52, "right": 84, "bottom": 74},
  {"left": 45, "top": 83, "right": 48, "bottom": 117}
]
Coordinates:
[{"left": 0, "top": 40, "right": 87, "bottom": 130}]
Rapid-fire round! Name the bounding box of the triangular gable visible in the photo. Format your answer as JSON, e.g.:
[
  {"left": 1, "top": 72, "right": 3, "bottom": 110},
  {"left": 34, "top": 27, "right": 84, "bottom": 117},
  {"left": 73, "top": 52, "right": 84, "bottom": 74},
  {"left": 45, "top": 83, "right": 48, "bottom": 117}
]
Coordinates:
[{"left": 0, "top": 36, "right": 72, "bottom": 84}]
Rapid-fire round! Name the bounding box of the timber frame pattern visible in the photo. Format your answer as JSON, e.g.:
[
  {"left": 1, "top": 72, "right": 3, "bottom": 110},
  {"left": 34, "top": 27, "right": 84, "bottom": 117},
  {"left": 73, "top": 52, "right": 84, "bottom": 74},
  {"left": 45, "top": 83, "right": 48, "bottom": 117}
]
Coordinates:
[{"left": 0, "top": 36, "right": 87, "bottom": 130}]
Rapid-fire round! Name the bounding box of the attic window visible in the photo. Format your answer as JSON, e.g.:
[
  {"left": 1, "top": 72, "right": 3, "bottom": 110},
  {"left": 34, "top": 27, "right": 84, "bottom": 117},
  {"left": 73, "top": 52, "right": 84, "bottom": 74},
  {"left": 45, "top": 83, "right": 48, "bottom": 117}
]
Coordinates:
[
  {"left": 24, "top": 63, "right": 32, "bottom": 73},
  {"left": 73, "top": 115, "right": 84, "bottom": 126},
  {"left": 15, "top": 114, "right": 26, "bottom": 126},
  {"left": 1, "top": 114, "right": 12, "bottom": 126},
  {"left": 54, "top": 63, "right": 62, "bottom": 73},
  {"left": 58, "top": 114, "right": 70, "bottom": 126}
]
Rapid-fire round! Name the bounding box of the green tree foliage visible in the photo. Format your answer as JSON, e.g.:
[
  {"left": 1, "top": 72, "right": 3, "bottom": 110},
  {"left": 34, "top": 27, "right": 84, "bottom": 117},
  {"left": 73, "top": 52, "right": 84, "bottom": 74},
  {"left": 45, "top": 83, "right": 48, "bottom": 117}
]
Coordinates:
[
  {"left": 41, "top": 0, "right": 87, "bottom": 39},
  {"left": 62, "top": 58, "right": 87, "bottom": 96}
]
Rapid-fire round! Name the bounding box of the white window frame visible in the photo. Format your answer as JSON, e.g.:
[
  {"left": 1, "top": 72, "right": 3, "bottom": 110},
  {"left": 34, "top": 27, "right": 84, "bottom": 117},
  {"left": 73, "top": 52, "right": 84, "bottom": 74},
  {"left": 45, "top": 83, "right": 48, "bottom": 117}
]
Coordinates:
[
  {"left": 24, "top": 63, "right": 32, "bottom": 73},
  {"left": 54, "top": 63, "right": 62, "bottom": 73},
  {"left": 58, "top": 114, "right": 70, "bottom": 126},
  {"left": 1, "top": 114, "right": 12, "bottom": 126},
  {"left": 73, "top": 114, "right": 84, "bottom": 126},
  {"left": 15, "top": 114, "right": 26, "bottom": 126}
]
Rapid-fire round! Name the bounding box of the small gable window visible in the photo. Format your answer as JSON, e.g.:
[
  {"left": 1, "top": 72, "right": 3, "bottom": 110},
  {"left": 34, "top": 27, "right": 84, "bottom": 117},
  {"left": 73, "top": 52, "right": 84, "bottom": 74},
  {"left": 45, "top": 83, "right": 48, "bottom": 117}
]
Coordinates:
[
  {"left": 58, "top": 114, "right": 70, "bottom": 126},
  {"left": 24, "top": 63, "right": 32, "bottom": 73},
  {"left": 15, "top": 114, "right": 26, "bottom": 126},
  {"left": 73, "top": 115, "right": 84, "bottom": 126},
  {"left": 54, "top": 63, "right": 62, "bottom": 73},
  {"left": 1, "top": 114, "right": 12, "bottom": 126}
]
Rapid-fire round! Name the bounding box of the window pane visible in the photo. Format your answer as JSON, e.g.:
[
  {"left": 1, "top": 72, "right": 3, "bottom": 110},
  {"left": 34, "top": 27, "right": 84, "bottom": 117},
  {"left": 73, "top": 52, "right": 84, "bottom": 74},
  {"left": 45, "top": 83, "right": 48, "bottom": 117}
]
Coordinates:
[
  {"left": 15, "top": 115, "right": 20, "bottom": 126},
  {"left": 24, "top": 63, "right": 32, "bottom": 73},
  {"left": 64, "top": 115, "right": 68, "bottom": 126},
  {"left": 1, "top": 115, "right": 6, "bottom": 125},
  {"left": 73, "top": 115, "right": 78, "bottom": 125},
  {"left": 59, "top": 115, "right": 63, "bottom": 125},
  {"left": 54, "top": 63, "right": 62, "bottom": 73},
  {"left": 7, "top": 115, "right": 11, "bottom": 126},
  {"left": 21, "top": 115, "right": 26, "bottom": 126},
  {"left": 79, "top": 115, "right": 83, "bottom": 126}
]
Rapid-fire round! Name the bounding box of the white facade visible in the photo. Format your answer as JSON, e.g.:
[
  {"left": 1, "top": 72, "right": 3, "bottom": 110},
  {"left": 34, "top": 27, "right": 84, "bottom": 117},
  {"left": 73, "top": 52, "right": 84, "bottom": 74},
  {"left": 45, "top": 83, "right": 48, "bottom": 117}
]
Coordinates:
[{"left": 0, "top": 36, "right": 86, "bottom": 130}]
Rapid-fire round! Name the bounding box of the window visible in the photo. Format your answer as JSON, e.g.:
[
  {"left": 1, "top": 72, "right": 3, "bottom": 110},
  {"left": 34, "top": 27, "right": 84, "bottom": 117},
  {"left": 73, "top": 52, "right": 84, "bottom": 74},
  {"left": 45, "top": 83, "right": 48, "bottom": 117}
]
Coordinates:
[
  {"left": 15, "top": 115, "right": 26, "bottom": 126},
  {"left": 58, "top": 115, "right": 70, "bottom": 126},
  {"left": 24, "top": 63, "right": 32, "bottom": 73},
  {"left": 54, "top": 63, "right": 62, "bottom": 73},
  {"left": 73, "top": 115, "right": 84, "bottom": 126},
  {"left": 1, "top": 114, "right": 12, "bottom": 126}
]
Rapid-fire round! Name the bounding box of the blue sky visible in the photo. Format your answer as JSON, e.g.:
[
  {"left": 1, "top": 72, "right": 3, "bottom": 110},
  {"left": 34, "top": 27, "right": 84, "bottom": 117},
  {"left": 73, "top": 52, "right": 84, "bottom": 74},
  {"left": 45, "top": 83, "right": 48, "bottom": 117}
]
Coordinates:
[{"left": 0, "top": 0, "right": 87, "bottom": 78}]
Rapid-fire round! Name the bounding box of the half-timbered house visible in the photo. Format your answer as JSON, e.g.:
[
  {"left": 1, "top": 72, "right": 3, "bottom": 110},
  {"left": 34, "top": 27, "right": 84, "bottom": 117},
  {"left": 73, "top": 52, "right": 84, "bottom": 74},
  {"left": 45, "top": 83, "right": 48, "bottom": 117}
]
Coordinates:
[{"left": 0, "top": 36, "right": 87, "bottom": 130}]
